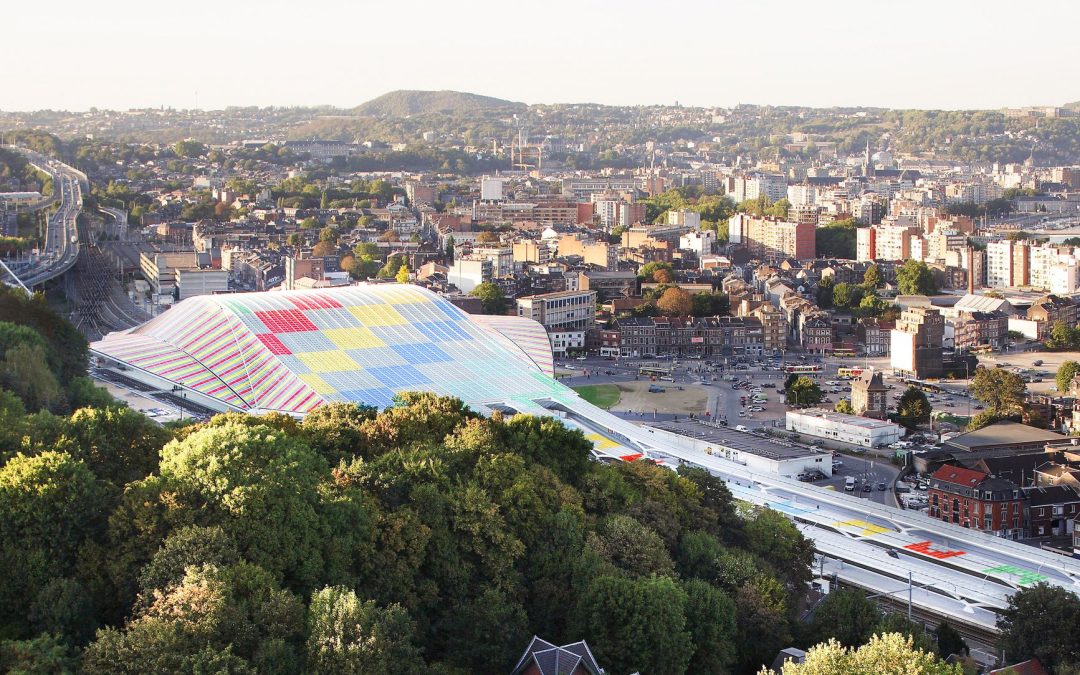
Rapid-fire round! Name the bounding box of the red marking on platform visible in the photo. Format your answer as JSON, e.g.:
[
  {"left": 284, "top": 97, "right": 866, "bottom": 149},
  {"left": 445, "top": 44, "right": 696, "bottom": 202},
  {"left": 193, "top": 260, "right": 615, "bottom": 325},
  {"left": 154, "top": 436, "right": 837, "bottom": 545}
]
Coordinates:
[{"left": 903, "top": 540, "right": 966, "bottom": 559}]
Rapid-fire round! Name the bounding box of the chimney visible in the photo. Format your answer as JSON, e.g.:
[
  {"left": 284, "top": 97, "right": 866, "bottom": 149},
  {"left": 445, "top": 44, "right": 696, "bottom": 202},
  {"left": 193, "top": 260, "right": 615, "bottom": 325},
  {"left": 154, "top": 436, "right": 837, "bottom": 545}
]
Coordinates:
[{"left": 967, "top": 246, "right": 975, "bottom": 295}]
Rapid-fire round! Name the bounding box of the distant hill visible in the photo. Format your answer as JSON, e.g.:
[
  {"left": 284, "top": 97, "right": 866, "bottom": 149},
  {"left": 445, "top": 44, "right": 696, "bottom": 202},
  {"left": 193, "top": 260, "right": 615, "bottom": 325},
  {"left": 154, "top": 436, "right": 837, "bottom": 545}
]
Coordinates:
[{"left": 354, "top": 90, "right": 526, "bottom": 117}]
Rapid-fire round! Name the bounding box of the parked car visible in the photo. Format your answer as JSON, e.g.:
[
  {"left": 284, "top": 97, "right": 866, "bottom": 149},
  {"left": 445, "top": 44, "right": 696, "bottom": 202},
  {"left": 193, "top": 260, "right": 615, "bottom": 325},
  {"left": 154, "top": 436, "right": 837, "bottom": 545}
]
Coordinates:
[
  {"left": 862, "top": 483, "right": 873, "bottom": 492},
  {"left": 1034, "top": 359, "right": 1044, "bottom": 366}
]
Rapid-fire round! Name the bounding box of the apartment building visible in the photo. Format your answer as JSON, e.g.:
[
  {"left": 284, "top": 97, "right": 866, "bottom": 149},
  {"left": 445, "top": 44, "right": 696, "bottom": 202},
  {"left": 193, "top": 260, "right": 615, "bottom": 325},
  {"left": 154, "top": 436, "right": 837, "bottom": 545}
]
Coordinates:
[
  {"left": 728, "top": 214, "right": 815, "bottom": 260},
  {"left": 516, "top": 289, "right": 597, "bottom": 356}
]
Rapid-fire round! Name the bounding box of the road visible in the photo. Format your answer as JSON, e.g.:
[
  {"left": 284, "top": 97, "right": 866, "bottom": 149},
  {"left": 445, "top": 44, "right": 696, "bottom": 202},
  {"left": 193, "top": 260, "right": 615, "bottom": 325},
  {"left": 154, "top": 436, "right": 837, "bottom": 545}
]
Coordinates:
[{"left": 0, "top": 146, "right": 84, "bottom": 288}]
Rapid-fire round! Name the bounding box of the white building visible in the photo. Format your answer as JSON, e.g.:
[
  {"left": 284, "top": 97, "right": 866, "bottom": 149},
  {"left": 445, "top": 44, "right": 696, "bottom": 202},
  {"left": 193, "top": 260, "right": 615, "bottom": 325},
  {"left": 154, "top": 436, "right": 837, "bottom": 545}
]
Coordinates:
[
  {"left": 786, "top": 409, "right": 903, "bottom": 448},
  {"left": 679, "top": 230, "right": 716, "bottom": 256},
  {"left": 175, "top": 268, "right": 229, "bottom": 300},
  {"left": 667, "top": 210, "right": 701, "bottom": 229},
  {"left": 448, "top": 258, "right": 492, "bottom": 293},
  {"left": 480, "top": 177, "right": 504, "bottom": 201}
]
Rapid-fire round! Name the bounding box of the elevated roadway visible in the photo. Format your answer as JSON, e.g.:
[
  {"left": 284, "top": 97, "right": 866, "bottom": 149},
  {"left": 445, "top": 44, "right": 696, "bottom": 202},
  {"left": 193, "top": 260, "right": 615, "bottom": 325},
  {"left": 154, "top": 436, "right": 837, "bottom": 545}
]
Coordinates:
[{"left": 0, "top": 147, "right": 83, "bottom": 288}]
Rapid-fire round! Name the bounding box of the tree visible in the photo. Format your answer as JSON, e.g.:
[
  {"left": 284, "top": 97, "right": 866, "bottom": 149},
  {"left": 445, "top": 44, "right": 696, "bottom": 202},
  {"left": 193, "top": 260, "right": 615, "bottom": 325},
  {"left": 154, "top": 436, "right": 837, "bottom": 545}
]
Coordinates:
[
  {"left": 640, "top": 261, "right": 674, "bottom": 282},
  {"left": 158, "top": 422, "right": 329, "bottom": 591},
  {"left": 998, "top": 583, "right": 1080, "bottom": 672},
  {"left": 1058, "top": 361, "right": 1080, "bottom": 394},
  {"left": 311, "top": 240, "right": 337, "bottom": 258},
  {"left": 444, "top": 235, "right": 455, "bottom": 261},
  {"left": 897, "top": 386, "right": 931, "bottom": 426},
  {"left": 306, "top": 587, "right": 424, "bottom": 675},
  {"left": 835, "top": 399, "right": 854, "bottom": 414},
  {"left": 806, "top": 588, "right": 883, "bottom": 648},
  {"left": 571, "top": 575, "right": 692, "bottom": 675},
  {"left": 896, "top": 259, "right": 938, "bottom": 296},
  {"left": 815, "top": 220, "right": 857, "bottom": 259},
  {"left": 1046, "top": 320, "right": 1080, "bottom": 351},
  {"left": 587, "top": 515, "right": 674, "bottom": 578},
  {"left": 767, "top": 634, "right": 963, "bottom": 675},
  {"left": 0, "top": 452, "right": 106, "bottom": 637},
  {"left": 657, "top": 287, "right": 693, "bottom": 317},
  {"left": 971, "top": 367, "right": 1026, "bottom": 418},
  {"left": 681, "top": 579, "right": 737, "bottom": 673},
  {"left": 786, "top": 376, "right": 823, "bottom": 406},
  {"left": 653, "top": 267, "right": 675, "bottom": 284},
  {"left": 394, "top": 264, "right": 409, "bottom": 284},
  {"left": 817, "top": 277, "right": 835, "bottom": 309},
  {"left": 863, "top": 264, "right": 883, "bottom": 289},
  {"left": 876, "top": 612, "right": 938, "bottom": 655},
  {"left": 832, "top": 282, "right": 862, "bottom": 311},
  {"left": 691, "top": 291, "right": 730, "bottom": 317},
  {"left": 934, "top": 621, "right": 968, "bottom": 659},
  {"left": 469, "top": 282, "right": 507, "bottom": 315}
]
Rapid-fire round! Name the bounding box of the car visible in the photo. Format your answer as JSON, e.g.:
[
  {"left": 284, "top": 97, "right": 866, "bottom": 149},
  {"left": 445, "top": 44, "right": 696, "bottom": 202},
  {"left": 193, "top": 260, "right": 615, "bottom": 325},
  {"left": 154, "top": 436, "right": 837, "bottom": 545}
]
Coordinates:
[
  {"left": 797, "top": 473, "right": 812, "bottom": 482},
  {"left": 887, "top": 549, "right": 900, "bottom": 559},
  {"left": 648, "top": 384, "right": 666, "bottom": 393},
  {"left": 862, "top": 483, "right": 872, "bottom": 492},
  {"left": 1034, "top": 359, "right": 1044, "bottom": 366},
  {"left": 877, "top": 482, "right": 887, "bottom": 490},
  {"left": 735, "top": 425, "right": 749, "bottom": 432},
  {"left": 575, "top": 356, "right": 587, "bottom": 361}
]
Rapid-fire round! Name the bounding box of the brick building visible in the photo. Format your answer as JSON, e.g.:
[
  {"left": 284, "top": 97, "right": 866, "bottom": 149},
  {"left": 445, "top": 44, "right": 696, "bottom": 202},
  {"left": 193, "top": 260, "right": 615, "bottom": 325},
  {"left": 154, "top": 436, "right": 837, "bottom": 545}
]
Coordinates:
[{"left": 927, "top": 465, "right": 1026, "bottom": 539}]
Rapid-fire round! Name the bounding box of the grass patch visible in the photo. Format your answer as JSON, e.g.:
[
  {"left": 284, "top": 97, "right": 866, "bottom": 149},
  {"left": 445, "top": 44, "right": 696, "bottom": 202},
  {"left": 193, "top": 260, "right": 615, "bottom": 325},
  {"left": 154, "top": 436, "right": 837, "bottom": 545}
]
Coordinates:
[{"left": 572, "top": 384, "right": 621, "bottom": 409}]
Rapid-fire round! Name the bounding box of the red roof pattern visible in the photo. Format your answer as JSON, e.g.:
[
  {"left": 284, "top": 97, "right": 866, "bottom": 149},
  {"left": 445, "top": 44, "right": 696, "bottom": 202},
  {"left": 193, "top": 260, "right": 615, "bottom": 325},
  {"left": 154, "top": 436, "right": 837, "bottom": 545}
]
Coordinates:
[{"left": 932, "top": 464, "right": 988, "bottom": 487}]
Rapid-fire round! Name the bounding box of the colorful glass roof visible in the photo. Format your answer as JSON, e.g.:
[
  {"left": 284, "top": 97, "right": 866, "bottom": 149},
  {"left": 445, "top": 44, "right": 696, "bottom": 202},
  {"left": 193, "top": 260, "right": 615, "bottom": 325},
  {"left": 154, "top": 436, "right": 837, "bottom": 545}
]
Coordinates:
[{"left": 90, "top": 285, "right": 563, "bottom": 415}]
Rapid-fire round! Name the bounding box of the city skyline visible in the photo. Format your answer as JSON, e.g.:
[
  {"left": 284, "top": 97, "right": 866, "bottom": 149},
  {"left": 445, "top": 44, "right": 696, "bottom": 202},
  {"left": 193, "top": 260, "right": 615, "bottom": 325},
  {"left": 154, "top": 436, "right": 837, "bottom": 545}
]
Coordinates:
[{"left": 6, "top": 0, "right": 1080, "bottom": 112}]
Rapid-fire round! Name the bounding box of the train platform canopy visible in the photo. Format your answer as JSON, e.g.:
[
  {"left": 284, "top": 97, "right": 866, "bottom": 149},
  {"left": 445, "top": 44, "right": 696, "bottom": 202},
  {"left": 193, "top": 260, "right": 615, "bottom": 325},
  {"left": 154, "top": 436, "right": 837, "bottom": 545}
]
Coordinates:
[{"left": 89, "top": 284, "right": 561, "bottom": 416}]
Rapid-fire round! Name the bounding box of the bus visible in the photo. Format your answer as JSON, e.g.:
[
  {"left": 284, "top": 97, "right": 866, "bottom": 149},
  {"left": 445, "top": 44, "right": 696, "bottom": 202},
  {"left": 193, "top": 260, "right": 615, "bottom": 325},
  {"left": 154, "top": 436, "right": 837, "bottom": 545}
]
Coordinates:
[
  {"left": 639, "top": 366, "right": 672, "bottom": 379},
  {"left": 832, "top": 349, "right": 856, "bottom": 358},
  {"left": 783, "top": 364, "right": 822, "bottom": 375},
  {"left": 969, "top": 344, "right": 993, "bottom": 355},
  {"left": 836, "top": 367, "right": 865, "bottom": 380}
]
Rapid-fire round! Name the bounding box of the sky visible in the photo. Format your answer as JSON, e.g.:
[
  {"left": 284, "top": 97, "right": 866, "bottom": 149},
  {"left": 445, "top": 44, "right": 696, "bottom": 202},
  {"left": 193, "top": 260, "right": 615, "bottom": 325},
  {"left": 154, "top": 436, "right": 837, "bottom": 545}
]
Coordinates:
[{"left": 5, "top": 0, "right": 1080, "bottom": 112}]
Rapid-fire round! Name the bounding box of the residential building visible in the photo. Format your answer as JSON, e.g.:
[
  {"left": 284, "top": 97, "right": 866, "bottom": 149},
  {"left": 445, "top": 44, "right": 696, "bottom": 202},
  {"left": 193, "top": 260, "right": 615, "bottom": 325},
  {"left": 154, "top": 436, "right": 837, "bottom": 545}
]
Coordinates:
[
  {"left": 927, "top": 465, "right": 1026, "bottom": 539},
  {"left": 1024, "top": 486, "right": 1080, "bottom": 537},
  {"left": 511, "top": 636, "right": 605, "bottom": 675},
  {"left": 448, "top": 258, "right": 492, "bottom": 293},
  {"left": 728, "top": 214, "right": 815, "bottom": 260},
  {"left": 578, "top": 270, "right": 636, "bottom": 300},
  {"left": 858, "top": 318, "right": 893, "bottom": 356},
  {"left": 952, "top": 310, "right": 1009, "bottom": 350},
  {"left": 175, "top": 268, "right": 229, "bottom": 300}
]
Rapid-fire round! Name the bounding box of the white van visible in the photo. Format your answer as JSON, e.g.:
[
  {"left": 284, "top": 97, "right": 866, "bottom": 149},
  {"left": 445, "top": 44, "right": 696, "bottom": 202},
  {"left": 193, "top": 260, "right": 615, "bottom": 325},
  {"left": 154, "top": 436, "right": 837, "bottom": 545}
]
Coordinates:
[
  {"left": 735, "top": 425, "right": 749, "bottom": 432},
  {"left": 845, "top": 477, "right": 856, "bottom": 491}
]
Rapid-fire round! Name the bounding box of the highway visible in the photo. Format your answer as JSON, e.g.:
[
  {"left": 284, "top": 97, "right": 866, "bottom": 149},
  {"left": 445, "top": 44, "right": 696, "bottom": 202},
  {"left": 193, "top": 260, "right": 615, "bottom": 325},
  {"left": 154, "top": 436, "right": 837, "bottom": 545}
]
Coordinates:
[
  {"left": 0, "top": 146, "right": 84, "bottom": 288},
  {"left": 566, "top": 397, "right": 1080, "bottom": 637}
]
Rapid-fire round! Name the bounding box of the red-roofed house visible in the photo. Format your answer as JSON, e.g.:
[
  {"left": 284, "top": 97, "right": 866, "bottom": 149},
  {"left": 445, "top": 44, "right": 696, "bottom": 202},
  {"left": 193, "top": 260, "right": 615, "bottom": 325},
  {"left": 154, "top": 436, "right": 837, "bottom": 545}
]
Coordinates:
[{"left": 928, "top": 464, "right": 1027, "bottom": 539}]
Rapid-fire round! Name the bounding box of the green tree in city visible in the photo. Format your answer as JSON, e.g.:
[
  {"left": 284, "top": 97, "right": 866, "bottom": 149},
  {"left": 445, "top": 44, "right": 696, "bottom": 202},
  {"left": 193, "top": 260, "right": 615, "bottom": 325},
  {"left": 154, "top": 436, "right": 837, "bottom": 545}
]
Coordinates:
[
  {"left": 570, "top": 575, "right": 692, "bottom": 675},
  {"left": 658, "top": 286, "right": 694, "bottom": 317},
  {"left": 997, "top": 583, "right": 1080, "bottom": 672},
  {"left": 863, "top": 263, "right": 883, "bottom": 289},
  {"left": 896, "top": 259, "right": 938, "bottom": 296},
  {"left": 806, "top": 588, "right": 883, "bottom": 648},
  {"left": 971, "top": 367, "right": 1026, "bottom": 419},
  {"left": 1057, "top": 360, "right": 1080, "bottom": 394},
  {"left": 835, "top": 399, "right": 854, "bottom": 414},
  {"left": 934, "top": 621, "right": 968, "bottom": 659},
  {"left": 306, "top": 586, "right": 424, "bottom": 675},
  {"left": 896, "top": 386, "right": 931, "bottom": 427},
  {"left": 1046, "top": 320, "right": 1080, "bottom": 350},
  {"left": 395, "top": 264, "right": 409, "bottom": 284},
  {"left": 831, "top": 282, "right": 862, "bottom": 311},
  {"left": 470, "top": 282, "right": 507, "bottom": 315},
  {"left": 785, "top": 376, "right": 823, "bottom": 406}
]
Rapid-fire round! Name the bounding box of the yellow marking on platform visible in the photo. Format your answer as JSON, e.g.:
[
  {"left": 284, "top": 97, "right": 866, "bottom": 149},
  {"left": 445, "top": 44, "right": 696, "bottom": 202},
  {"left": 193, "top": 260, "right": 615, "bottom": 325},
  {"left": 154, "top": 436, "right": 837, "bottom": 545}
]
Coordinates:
[{"left": 833, "top": 519, "right": 889, "bottom": 536}]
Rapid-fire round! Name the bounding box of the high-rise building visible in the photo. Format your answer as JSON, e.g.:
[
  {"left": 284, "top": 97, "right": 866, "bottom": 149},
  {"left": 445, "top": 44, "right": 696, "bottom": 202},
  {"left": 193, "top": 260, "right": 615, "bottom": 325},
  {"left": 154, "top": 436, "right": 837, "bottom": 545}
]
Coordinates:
[
  {"left": 890, "top": 307, "right": 945, "bottom": 379},
  {"left": 727, "top": 214, "right": 814, "bottom": 260}
]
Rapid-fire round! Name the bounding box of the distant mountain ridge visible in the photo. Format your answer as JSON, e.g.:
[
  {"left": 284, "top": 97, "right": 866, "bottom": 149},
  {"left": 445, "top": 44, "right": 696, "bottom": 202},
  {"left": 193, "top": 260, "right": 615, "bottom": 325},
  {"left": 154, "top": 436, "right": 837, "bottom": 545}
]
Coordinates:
[{"left": 354, "top": 90, "right": 526, "bottom": 116}]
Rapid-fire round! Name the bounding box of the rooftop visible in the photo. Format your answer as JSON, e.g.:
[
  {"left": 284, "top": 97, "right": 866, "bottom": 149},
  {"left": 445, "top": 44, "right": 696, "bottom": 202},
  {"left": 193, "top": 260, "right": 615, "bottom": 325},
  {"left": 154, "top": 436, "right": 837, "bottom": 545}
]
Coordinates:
[
  {"left": 649, "top": 420, "right": 829, "bottom": 462},
  {"left": 944, "top": 421, "right": 1066, "bottom": 452},
  {"left": 787, "top": 408, "right": 901, "bottom": 431}
]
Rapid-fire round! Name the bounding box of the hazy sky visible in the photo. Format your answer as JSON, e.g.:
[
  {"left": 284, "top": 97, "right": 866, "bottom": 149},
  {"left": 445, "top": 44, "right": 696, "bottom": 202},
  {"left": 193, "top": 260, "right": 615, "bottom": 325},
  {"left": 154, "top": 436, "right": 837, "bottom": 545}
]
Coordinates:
[{"left": 5, "top": 0, "right": 1080, "bottom": 111}]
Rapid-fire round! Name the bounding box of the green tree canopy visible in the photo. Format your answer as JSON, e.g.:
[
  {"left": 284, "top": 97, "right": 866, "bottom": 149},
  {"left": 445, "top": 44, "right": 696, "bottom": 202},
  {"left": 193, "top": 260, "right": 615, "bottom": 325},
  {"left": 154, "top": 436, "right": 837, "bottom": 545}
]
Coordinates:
[
  {"left": 997, "top": 583, "right": 1080, "bottom": 672},
  {"left": 766, "top": 633, "right": 963, "bottom": 675},
  {"left": 786, "top": 376, "right": 823, "bottom": 406},
  {"left": 1057, "top": 360, "right": 1080, "bottom": 393},
  {"left": 896, "top": 259, "right": 938, "bottom": 296},
  {"left": 971, "top": 367, "right": 1026, "bottom": 418},
  {"left": 469, "top": 282, "right": 507, "bottom": 314}
]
